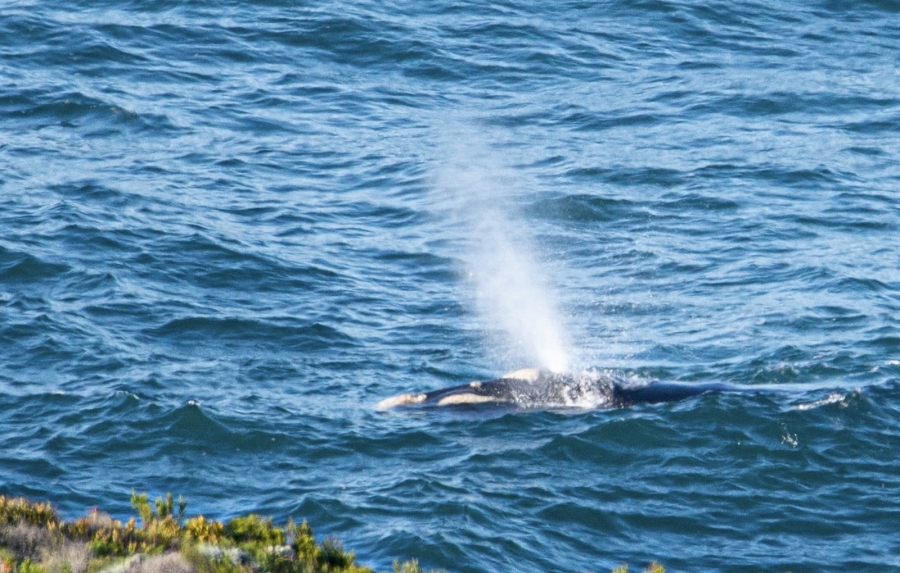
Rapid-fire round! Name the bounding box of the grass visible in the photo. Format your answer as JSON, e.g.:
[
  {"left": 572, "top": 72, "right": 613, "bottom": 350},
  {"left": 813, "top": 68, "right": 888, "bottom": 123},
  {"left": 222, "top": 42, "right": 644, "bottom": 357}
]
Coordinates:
[{"left": 0, "top": 494, "right": 666, "bottom": 573}]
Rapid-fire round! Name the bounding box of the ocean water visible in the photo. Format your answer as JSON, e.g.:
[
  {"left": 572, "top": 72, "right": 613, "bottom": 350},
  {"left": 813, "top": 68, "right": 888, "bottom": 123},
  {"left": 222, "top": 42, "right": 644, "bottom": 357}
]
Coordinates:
[{"left": 2, "top": 1, "right": 900, "bottom": 571}]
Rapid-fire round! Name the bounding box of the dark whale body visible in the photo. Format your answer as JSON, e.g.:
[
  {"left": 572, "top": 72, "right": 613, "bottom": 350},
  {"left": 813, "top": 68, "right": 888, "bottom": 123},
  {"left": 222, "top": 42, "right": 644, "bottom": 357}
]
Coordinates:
[{"left": 377, "top": 368, "right": 736, "bottom": 411}]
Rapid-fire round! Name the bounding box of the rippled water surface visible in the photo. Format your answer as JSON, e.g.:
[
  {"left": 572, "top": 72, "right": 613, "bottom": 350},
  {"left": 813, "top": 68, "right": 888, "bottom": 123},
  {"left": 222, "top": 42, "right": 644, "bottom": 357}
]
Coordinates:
[{"left": 3, "top": 1, "right": 900, "bottom": 571}]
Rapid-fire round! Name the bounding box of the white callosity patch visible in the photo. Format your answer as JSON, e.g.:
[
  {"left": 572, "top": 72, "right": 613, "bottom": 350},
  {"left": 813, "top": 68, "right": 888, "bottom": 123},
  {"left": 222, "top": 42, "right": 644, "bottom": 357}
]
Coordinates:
[
  {"left": 500, "top": 368, "right": 542, "bottom": 382},
  {"left": 436, "top": 393, "right": 498, "bottom": 405},
  {"left": 375, "top": 393, "right": 427, "bottom": 411}
]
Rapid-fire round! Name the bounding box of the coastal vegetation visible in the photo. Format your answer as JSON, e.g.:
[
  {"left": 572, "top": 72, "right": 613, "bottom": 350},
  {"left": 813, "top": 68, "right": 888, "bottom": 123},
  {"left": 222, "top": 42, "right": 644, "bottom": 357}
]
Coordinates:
[{"left": 0, "top": 494, "right": 665, "bottom": 573}]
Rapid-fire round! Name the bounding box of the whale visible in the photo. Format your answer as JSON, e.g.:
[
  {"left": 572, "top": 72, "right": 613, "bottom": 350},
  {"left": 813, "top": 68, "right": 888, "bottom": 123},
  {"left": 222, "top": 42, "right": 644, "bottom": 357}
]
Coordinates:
[{"left": 376, "top": 368, "right": 736, "bottom": 411}]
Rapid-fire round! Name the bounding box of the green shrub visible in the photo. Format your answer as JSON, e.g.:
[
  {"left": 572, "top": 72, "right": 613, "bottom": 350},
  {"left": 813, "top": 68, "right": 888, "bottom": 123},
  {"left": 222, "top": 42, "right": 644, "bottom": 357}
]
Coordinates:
[
  {"left": 184, "top": 517, "right": 224, "bottom": 543},
  {"left": 18, "top": 559, "right": 48, "bottom": 573},
  {"left": 320, "top": 538, "right": 355, "bottom": 570},
  {"left": 223, "top": 516, "right": 284, "bottom": 547},
  {"left": 0, "top": 498, "right": 58, "bottom": 528},
  {"left": 287, "top": 520, "right": 319, "bottom": 564}
]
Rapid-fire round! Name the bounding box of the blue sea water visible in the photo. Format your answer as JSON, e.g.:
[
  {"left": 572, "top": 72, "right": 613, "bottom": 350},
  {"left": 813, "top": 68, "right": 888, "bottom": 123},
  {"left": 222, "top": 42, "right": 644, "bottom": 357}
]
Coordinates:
[{"left": 2, "top": 0, "right": 900, "bottom": 571}]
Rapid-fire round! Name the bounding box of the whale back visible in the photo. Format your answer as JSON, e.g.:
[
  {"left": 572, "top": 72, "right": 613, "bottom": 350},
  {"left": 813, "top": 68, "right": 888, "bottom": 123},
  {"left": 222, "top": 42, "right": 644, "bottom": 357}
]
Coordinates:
[{"left": 377, "top": 370, "right": 620, "bottom": 410}]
